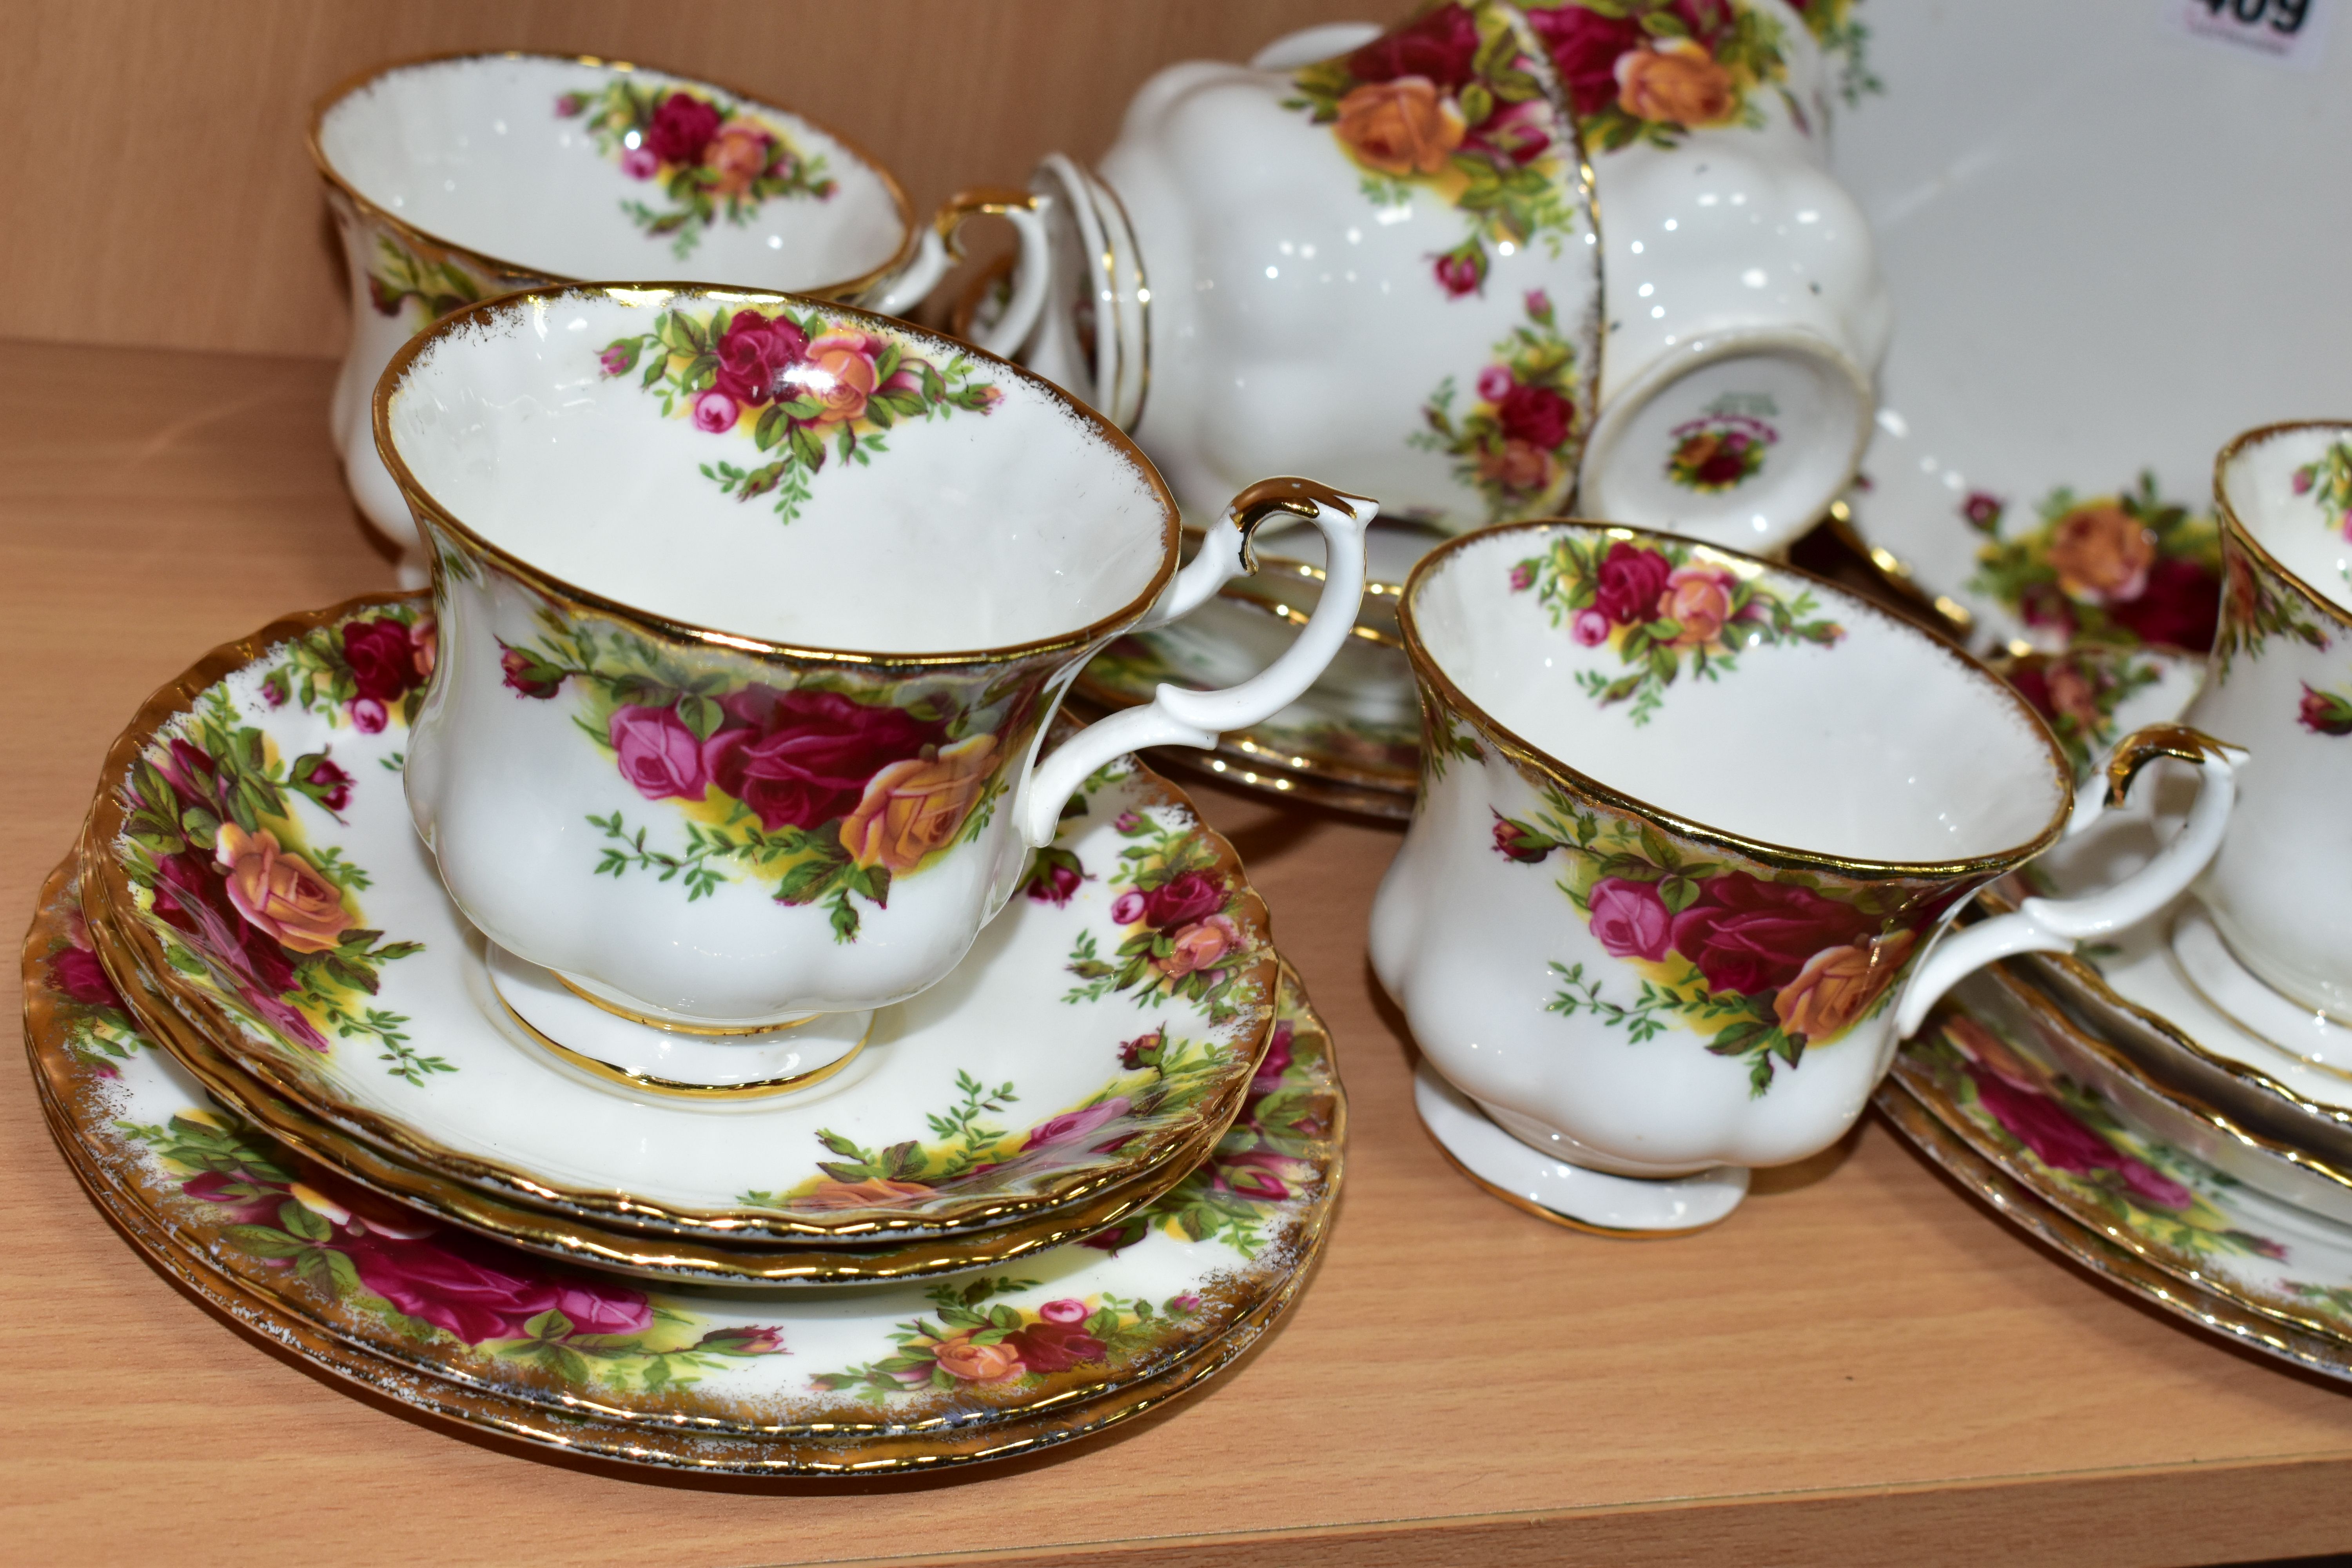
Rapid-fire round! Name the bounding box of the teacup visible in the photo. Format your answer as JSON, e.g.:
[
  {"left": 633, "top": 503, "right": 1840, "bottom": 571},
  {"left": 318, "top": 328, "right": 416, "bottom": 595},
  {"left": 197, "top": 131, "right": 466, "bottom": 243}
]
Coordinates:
[
  {"left": 315, "top": 52, "right": 1049, "bottom": 581},
  {"left": 376, "top": 285, "right": 1372, "bottom": 1056},
  {"left": 1368, "top": 521, "right": 2236, "bottom": 1225},
  {"left": 2179, "top": 422, "right": 2352, "bottom": 1022},
  {"left": 995, "top": 0, "right": 1884, "bottom": 552}
]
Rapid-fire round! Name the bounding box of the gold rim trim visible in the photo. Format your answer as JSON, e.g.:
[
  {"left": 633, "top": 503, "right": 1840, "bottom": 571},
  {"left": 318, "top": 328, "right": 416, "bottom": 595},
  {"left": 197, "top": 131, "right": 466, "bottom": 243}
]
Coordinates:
[
  {"left": 80, "top": 602, "right": 1283, "bottom": 1242},
  {"left": 76, "top": 882, "right": 1228, "bottom": 1284},
  {"left": 2213, "top": 419, "right": 2352, "bottom": 631},
  {"left": 1884, "top": 1043, "right": 2352, "bottom": 1349},
  {"left": 306, "top": 50, "right": 922, "bottom": 305},
  {"left": 1978, "top": 881, "right": 2352, "bottom": 1139},
  {"left": 1874, "top": 1081, "right": 2352, "bottom": 1380},
  {"left": 31, "top": 861, "right": 1348, "bottom": 1455},
  {"left": 550, "top": 972, "right": 819, "bottom": 1036},
  {"left": 373, "top": 283, "right": 1182, "bottom": 672},
  {"left": 500, "top": 992, "right": 866, "bottom": 1100},
  {"left": 1983, "top": 958, "right": 2352, "bottom": 1196},
  {"left": 1397, "top": 519, "right": 2077, "bottom": 882}
]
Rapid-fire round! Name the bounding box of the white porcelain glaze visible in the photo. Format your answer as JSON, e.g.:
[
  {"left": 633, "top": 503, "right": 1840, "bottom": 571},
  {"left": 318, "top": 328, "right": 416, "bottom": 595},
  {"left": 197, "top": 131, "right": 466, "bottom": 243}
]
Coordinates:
[
  {"left": 1370, "top": 521, "right": 2234, "bottom": 1208},
  {"left": 1834, "top": 0, "right": 2352, "bottom": 662},
  {"left": 316, "top": 53, "right": 1046, "bottom": 580},
  {"left": 1414, "top": 1062, "right": 1750, "bottom": 1230},
  {"left": 381, "top": 286, "right": 1372, "bottom": 1026},
  {"left": 2180, "top": 423, "right": 2352, "bottom": 1020},
  {"left": 1000, "top": 2, "right": 1884, "bottom": 556}
]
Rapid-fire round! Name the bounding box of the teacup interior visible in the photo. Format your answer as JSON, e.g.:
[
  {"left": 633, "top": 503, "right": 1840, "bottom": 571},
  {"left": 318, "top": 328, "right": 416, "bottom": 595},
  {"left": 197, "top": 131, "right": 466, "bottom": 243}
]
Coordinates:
[
  {"left": 1412, "top": 528, "right": 2065, "bottom": 864},
  {"left": 385, "top": 291, "right": 1171, "bottom": 652},
  {"left": 2220, "top": 425, "right": 2352, "bottom": 617},
  {"left": 318, "top": 56, "right": 904, "bottom": 290}
]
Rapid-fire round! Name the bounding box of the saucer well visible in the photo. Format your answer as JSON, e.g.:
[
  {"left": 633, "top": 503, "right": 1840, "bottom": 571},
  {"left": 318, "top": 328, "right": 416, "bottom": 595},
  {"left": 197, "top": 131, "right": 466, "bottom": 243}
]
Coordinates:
[
  {"left": 86, "top": 597, "right": 1281, "bottom": 1245},
  {"left": 27, "top": 864, "right": 1345, "bottom": 1466},
  {"left": 1888, "top": 975, "right": 2352, "bottom": 1358},
  {"left": 82, "top": 878, "right": 1212, "bottom": 1287}
]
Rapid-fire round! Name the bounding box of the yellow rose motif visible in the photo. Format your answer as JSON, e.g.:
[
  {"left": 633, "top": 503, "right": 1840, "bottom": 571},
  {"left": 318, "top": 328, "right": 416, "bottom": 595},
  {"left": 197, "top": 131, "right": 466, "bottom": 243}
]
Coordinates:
[
  {"left": 1773, "top": 928, "right": 1917, "bottom": 1042},
  {"left": 704, "top": 122, "right": 772, "bottom": 198},
  {"left": 213, "top": 821, "right": 354, "bottom": 954},
  {"left": 2046, "top": 504, "right": 2157, "bottom": 603},
  {"left": 1615, "top": 39, "right": 1739, "bottom": 127},
  {"left": 841, "top": 733, "right": 1000, "bottom": 874},
  {"left": 931, "top": 1330, "right": 1025, "bottom": 1383},
  {"left": 797, "top": 330, "right": 884, "bottom": 426},
  {"left": 1334, "top": 78, "right": 1467, "bottom": 177},
  {"left": 1657, "top": 564, "right": 1738, "bottom": 650},
  {"left": 798, "top": 1176, "right": 933, "bottom": 1211}
]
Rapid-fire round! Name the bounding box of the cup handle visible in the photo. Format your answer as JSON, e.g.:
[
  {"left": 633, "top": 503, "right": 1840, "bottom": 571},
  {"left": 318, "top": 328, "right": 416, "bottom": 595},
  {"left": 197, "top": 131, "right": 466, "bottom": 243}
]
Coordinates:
[
  {"left": 859, "top": 188, "right": 1050, "bottom": 359},
  {"left": 1893, "top": 724, "right": 2245, "bottom": 1036},
  {"left": 1016, "top": 479, "right": 1379, "bottom": 847}
]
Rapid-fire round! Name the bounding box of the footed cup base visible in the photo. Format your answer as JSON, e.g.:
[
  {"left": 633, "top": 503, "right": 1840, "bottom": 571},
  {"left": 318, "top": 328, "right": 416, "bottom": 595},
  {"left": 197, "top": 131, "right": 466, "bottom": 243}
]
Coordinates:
[
  {"left": 2171, "top": 902, "right": 2352, "bottom": 1073},
  {"left": 486, "top": 943, "right": 871, "bottom": 1101},
  {"left": 1412, "top": 1063, "right": 1749, "bottom": 1236}
]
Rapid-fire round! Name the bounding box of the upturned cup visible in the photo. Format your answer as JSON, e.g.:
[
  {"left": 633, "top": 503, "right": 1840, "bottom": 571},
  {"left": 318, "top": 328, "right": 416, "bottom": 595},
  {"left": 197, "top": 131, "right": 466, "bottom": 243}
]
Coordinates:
[
  {"left": 1369, "top": 521, "right": 2236, "bottom": 1203},
  {"left": 994, "top": 0, "right": 1885, "bottom": 552},
  {"left": 377, "top": 285, "right": 1372, "bottom": 1029},
  {"left": 316, "top": 53, "right": 1050, "bottom": 581}
]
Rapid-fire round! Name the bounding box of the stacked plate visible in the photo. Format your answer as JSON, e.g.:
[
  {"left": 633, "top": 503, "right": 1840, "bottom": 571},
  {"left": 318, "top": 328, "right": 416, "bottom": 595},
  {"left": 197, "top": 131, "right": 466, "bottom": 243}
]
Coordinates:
[{"left": 27, "top": 596, "right": 1344, "bottom": 1477}]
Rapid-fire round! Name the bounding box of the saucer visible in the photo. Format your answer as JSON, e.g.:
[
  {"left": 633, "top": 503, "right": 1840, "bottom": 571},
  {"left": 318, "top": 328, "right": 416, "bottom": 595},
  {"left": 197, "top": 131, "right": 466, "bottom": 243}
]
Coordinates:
[
  {"left": 27, "top": 863, "right": 1346, "bottom": 1467},
  {"left": 1074, "top": 518, "right": 1447, "bottom": 816},
  {"left": 1875, "top": 1078, "right": 2352, "bottom": 1389},
  {"left": 86, "top": 597, "right": 1279, "bottom": 1243},
  {"left": 1413, "top": 1063, "right": 1749, "bottom": 1236},
  {"left": 82, "top": 877, "right": 1210, "bottom": 1287},
  {"left": 1989, "top": 788, "right": 2352, "bottom": 1184},
  {"left": 1830, "top": 1, "right": 2346, "bottom": 672},
  {"left": 1886, "top": 976, "right": 2352, "bottom": 1364}
]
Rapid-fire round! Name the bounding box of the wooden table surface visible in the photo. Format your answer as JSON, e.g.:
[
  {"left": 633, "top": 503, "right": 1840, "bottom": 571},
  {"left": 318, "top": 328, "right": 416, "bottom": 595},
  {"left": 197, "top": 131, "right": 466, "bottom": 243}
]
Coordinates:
[{"left": 7, "top": 337, "right": 2352, "bottom": 1567}]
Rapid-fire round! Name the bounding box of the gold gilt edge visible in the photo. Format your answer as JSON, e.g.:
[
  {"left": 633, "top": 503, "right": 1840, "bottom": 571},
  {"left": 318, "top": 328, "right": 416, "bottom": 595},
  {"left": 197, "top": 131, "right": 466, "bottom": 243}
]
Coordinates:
[
  {"left": 1884, "top": 1035, "right": 2352, "bottom": 1351},
  {"left": 1873, "top": 1081, "right": 2352, "bottom": 1384},
  {"left": 78, "top": 596, "right": 1281, "bottom": 1241},
  {"left": 33, "top": 1061, "right": 1327, "bottom": 1479},
  {"left": 1396, "top": 519, "right": 2077, "bottom": 884},
  {"left": 1981, "top": 960, "right": 2352, "bottom": 1201},
  {"left": 81, "top": 884, "right": 1220, "bottom": 1288},
  {"left": 29, "top": 854, "right": 1348, "bottom": 1448},
  {"left": 1059, "top": 689, "right": 1418, "bottom": 815},
  {"left": 1978, "top": 882, "right": 2352, "bottom": 1140},
  {"left": 306, "top": 50, "right": 925, "bottom": 309}
]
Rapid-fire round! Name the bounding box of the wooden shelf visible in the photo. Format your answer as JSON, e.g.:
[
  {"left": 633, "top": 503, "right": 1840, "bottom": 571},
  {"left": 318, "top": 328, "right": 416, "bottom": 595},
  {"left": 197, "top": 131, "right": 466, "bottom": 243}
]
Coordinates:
[{"left": 6, "top": 337, "right": 2352, "bottom": 1564}]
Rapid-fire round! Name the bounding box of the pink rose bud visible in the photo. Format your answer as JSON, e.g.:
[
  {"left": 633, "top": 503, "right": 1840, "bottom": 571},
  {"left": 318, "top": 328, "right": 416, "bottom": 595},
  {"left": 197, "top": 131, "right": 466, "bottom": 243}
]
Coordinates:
[
  {"left": 691, "top": 391, "right": 739, "bottom": 433},
  {"left": 1571, "top": 608, "right": 1610, "bottom": 646},
  {"left": 620, "top": 146, "right": 659, "bottom": 180},
  {"left": 1038, "top": 1298, "right": 1090, "bottom": 1324},
  {"left": 348, "top": 697, "right": 387, "bottom": 733}
]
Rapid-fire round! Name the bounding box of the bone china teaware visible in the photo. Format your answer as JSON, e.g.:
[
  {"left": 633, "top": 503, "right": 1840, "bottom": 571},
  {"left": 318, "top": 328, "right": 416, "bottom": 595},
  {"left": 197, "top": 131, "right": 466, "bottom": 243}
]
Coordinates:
[
  {"left": 1369, "top": 520, "right": 2236, "bottom": 1225},
  {"left": 377, "top": 285, "right": 1372, "bottom": 1046}
]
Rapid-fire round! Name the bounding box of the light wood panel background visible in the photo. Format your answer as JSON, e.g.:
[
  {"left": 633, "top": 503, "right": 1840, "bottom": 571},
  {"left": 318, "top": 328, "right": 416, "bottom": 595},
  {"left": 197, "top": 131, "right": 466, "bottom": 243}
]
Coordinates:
[{"left": 4, "top": 0, "right": 1381, "bottom": 359}]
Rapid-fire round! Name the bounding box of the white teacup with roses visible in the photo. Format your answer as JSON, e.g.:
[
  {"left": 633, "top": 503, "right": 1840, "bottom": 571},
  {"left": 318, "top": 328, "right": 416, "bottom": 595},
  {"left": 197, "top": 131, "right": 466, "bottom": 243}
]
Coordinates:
[
  {"left": 1369, "top": 521, "right": 2238, "bottom": 1224},
  {"left": 377, "top": 285, "right": 1372, "bottom": 1052},
  {"left": 314, "top": 53, "right": 1051, "bottom": 584}
]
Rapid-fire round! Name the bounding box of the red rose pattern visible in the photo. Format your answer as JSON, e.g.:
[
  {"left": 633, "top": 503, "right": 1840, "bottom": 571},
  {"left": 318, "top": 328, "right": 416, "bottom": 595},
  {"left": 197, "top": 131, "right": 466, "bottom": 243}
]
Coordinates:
[
  {"left": 700, "top": 685, "right": 943, "bottom": 833},
  {"left": 644, "top": 92, "right": 722, "bottom": 167},
  {"left": 1592, "top": 542, "right": 1674, "bottom": 626}
]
